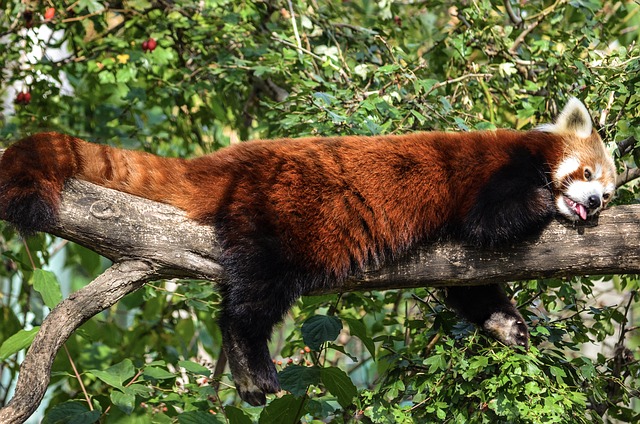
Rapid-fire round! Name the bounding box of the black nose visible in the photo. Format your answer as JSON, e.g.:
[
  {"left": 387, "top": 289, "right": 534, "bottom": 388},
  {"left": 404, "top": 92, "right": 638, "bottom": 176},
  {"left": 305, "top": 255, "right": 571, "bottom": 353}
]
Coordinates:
[{"left": 587, "top": 195, "right": 601, "bottom": 209}]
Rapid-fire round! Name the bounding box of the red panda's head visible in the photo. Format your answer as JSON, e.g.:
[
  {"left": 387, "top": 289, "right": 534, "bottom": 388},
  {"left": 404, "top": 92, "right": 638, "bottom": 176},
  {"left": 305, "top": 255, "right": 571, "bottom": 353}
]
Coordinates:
[{"left": 538, "top": 98, "right": 617, "bottom": 221}]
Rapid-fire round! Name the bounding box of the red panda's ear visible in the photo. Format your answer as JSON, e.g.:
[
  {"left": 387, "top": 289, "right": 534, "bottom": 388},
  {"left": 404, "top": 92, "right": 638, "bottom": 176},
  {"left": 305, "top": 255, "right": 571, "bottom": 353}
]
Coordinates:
[{"left": 537, "top": 97, "right": 593, "bottom": 138}]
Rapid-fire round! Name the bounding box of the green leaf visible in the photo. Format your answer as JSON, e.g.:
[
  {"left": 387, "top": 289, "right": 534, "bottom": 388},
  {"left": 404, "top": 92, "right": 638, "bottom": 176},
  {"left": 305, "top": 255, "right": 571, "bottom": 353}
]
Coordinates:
[
  {"left": 42, "top": 401, "right": 101, "bottom": 424},
  {"left": 344, "top": 317, "right": 376, "bottom": 360},
  {"left": 301, "top": 315, "right": 342, "bottom": 351},
  {"left": 423, "top": 354, "right": 448, "bottom": 373},
  {"left": 78, "top": 0, "right": 103, "bottom": 13},
  {"left": 410, "top": 109, "right": 428, "bottom": 125},
  {"left": 0, "top": 327, "right": 39, "bottom": 361},
  {"left": 89, "top": 359, "right": 135, "bottom": 390},
  {"left": 111, "top": 390, "right": 135, "bottom": 415},
  {"left": 178, "top": 360, "right": 211, "bottom": 376},
  {"left": 31, "top": 269, "right": 62, "bottom": 308},
  {"left": 326, "top": 343, "right": 358, "bottom": 362},
  {"left": 124, "top": 383, "right": 153, "bottom": 398},
  {"left": 0, "top": 305, "right": 22, "bottom": 343},
  {"left": 278, "top": 365, "right": 321, "bottom": 396},
  {"left": 143, "top": 366, "right": 176, "bottom": 380},
  {"left": 225, "top": 405, "right": 253, "bottom": 424},
  {"left": 320, "top": 366, "right": 357, "bottom": 408},
  {"left": 178, "top": 411, "right": 224, "bottom": 424},
  {"left": 259, "top": 395, "right": 306, "bottom": 424},
  {"left": 312, "top": 92, "right": 335, "bottom": 105},
  {"left": 550, "top": 366, "right": 567, "bottom": 383},
  {"left": 469, "top": 355, "right": 489, "bottom": 370}
]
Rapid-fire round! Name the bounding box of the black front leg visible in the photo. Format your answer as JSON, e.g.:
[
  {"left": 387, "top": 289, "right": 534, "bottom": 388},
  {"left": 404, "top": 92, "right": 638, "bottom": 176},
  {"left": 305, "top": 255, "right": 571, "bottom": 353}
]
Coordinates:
[
  {"left": 218, "top": 280, "right": 300, "bottom": 405},
  {"left": 444, "top": 284, "right": 529, "bottom": 348}
]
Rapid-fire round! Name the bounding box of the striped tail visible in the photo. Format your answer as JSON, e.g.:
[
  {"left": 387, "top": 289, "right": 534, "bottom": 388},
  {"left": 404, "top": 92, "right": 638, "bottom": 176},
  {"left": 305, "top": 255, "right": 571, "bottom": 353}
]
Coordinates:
[{"left": 0, "top": 132, "right": 188, "bottom": 235}]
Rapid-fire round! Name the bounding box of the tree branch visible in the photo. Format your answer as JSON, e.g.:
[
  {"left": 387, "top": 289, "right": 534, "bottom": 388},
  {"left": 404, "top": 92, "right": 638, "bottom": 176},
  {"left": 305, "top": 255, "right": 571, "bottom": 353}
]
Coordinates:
[
  {"left": 617, "top": 135, "right": 637, "bottom": 157},
  {"left": 0, "top": 261, "right": 158, "bottom": 424},
  {"left": 503, "top": 0, "right": 523, "bottom": 27},
  {"left": 617, "top": 166, "right": 640, "bottom": 188},
  {"left": 508, "top": 0, "right": 567, "bottom": 56},
  {"left": 0, "top": 148, "right": 639, "bottom": 422}
]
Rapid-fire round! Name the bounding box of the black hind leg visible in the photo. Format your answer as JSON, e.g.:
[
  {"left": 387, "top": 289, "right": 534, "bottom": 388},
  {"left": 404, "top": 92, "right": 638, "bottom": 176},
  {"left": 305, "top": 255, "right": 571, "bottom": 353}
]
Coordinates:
[
  {"left": 218, "top": 281, "right": 299, "bottom": 405},
  {"left": 444, "top": 284, "right": 529, "bottom": 348}
]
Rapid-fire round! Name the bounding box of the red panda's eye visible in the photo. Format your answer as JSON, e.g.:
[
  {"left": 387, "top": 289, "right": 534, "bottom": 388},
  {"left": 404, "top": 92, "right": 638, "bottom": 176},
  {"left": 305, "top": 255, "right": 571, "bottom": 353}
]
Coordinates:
[
  {"left": 584, "top": 169, "right": 592, "bottom": 180},
  {"left": 603, "top": 193, "right": 611, "bottom": 200}
]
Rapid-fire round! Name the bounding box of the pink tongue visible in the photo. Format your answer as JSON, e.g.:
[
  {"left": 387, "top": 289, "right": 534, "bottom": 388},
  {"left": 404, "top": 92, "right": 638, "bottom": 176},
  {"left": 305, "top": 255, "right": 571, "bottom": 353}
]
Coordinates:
[{"left": 576, "top": 203, "right": 587, "bottom": 220}]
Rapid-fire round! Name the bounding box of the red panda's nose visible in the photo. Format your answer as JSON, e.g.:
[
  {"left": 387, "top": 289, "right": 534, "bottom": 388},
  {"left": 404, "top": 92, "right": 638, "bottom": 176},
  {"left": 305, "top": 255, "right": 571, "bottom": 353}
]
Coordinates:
[{"left": 587, "top": 195, "right": 601, "bottom": 209}]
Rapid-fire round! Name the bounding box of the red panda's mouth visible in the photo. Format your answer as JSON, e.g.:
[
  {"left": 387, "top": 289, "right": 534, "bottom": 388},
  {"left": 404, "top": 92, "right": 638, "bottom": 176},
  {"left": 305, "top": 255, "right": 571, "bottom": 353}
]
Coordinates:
[{"left": 564, "top": 197, "right": 588, "bottom": 220}]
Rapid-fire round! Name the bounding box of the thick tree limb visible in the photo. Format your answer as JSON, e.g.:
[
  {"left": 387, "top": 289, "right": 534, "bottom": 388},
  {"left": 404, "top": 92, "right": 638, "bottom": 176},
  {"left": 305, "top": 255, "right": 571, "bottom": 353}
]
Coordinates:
[{"left": 0, "top": 149, "right": 639, "bottom": 423}]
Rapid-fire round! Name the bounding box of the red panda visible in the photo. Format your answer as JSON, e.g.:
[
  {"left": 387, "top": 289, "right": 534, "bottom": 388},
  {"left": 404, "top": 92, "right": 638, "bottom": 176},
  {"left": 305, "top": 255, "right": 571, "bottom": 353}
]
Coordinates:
[{"left": 0, "top": 98, "right": 616, "bottom": 405}]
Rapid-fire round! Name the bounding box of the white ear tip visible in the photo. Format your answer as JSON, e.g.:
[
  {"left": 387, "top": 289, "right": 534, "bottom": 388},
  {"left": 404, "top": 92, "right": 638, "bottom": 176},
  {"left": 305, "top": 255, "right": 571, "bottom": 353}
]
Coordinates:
[
  {"left": 537, "top": 97, "right": 593, "bottom": 138},
  {"left": 565, "top": 97, "right": 589, "bottom": 116}
]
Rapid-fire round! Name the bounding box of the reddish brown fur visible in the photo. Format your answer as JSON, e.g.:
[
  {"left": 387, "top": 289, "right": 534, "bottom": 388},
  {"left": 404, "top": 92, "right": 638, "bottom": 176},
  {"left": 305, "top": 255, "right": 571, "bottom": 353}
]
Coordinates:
[
  {"left": 0, "top": 129, "right": 590, "bottom": 405},
  {"left": 1, "top": 131, "right": 563, "bottom": 279}
]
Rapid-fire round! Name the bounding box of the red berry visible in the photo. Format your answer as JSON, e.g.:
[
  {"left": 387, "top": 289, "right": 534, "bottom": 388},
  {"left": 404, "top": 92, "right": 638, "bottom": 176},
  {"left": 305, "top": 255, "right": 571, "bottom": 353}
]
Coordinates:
[
  {"left": 142, "top": 38, "right": 157, "bottom": 53},
  {"left": 15, "top": 92, "right": 31, "bottom": 105},
  {"left": 44, "top": 8, "right": 55, "bottom": 21}
]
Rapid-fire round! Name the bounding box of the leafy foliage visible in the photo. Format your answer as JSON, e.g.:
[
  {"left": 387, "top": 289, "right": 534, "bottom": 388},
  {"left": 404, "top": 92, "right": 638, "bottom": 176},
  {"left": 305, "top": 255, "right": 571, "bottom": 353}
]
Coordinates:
[{"left": 1, "top": 0, "right": 639, "bottom": 423}]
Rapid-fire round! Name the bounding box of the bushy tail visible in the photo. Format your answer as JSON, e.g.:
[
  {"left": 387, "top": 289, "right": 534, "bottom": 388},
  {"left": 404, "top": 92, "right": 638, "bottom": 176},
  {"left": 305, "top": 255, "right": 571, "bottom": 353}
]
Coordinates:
[{"left": 0, "top": 132, "right": 188, "bottom": 235}]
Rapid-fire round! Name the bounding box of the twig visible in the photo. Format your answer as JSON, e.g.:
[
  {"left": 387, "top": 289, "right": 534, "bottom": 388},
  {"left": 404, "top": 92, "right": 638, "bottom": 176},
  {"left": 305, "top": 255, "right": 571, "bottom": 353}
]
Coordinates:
[
  {"left": 425, "top": 73, "right": 492, "bottom": 96},
  {"left": 503, "top": 0, "right": 523, "bottom": 26},
  {"left": 508, "top": 0, "right": 568, "bottom": 56},
  {"left": 599, "top": 91, "right": 616, "bottom": 127},
  {"left": 286, "top": 0, "right": 303, "bottom": 61},
  {"left": 617, "top": 291, "right": 637, "bottom": 346},
  {"left": 63, "top": 345, "right": 93, "bottom": 410},
  {"left": 616, "top": 166, "right": 640, "bottom": 188},
  {"left": 61, "top": 9, "right": 107, "bottom": 24},
  {"left": 271, "top": 34, "right": 349, "bottom": 80}
]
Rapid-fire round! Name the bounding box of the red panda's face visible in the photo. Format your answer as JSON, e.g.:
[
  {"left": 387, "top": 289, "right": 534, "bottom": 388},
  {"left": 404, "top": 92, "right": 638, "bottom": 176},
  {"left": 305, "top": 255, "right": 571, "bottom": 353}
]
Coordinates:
[
  {"left": 553, "top": 143, "right": 616, "bottom": 221},
  {"left": 538, "top": 98, "right": 617, "bottom": 221}
]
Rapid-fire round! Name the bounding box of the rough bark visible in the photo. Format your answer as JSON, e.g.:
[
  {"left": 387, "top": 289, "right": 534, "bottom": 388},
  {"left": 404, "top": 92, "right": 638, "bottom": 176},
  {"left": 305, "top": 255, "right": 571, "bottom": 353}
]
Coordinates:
[
  {"left": 0, "top": 149, "right": 639, "bottom": 423},
  {"left": 5, "top": 178, "right": 640, "bottom": 291}
]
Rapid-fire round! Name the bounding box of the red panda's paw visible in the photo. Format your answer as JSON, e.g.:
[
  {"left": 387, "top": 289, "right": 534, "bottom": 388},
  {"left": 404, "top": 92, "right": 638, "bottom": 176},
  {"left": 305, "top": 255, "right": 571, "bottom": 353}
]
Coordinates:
[
  {"left": 222, "top": 328, "right": 281, "bottom": 406},
  {"left": 482, "top": 311, "right": 529, "bottom": 349},
  {"left": 233, "top": 363, "right": 280, "bottom": 406}
]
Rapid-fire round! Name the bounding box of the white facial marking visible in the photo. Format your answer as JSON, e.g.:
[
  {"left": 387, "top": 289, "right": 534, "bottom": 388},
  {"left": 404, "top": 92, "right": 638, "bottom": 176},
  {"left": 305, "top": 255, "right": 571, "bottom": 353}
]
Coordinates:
[
  {"left": 594, "top": 164, "right": 603, "bottom": 180},
  {"left": 556, "top": 196, "right": 576, "bottom": 221},
  {"left": 605, "top": 182, "right": 616, "bottom": 194},
  {"left": 554, "top": 157, "right": 580, "bottom": 180},
  {"left": 566, "top": 180, "right": 604, "bottom": 204},
  {"left": 557, "top": 180, "right": 606, "bottom": 221}
]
